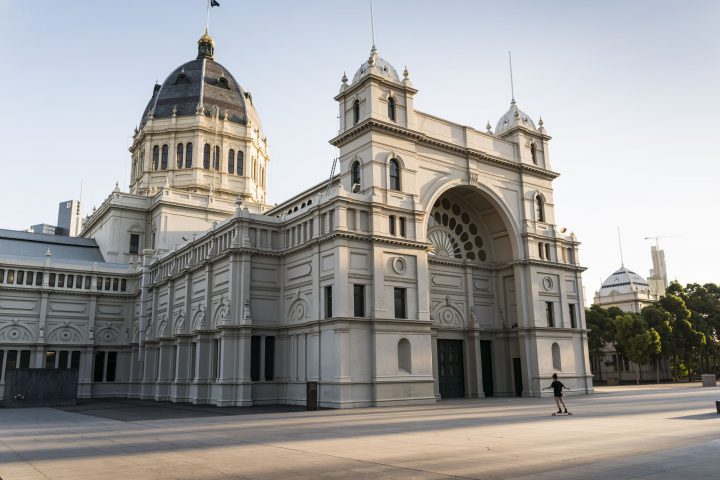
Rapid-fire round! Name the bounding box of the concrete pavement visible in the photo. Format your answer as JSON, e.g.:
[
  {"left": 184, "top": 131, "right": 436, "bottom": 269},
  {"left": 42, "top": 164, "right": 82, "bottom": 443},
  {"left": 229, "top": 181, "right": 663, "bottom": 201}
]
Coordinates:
[{"left": 1, "top": 383, "right": 719, "bottom": 479}]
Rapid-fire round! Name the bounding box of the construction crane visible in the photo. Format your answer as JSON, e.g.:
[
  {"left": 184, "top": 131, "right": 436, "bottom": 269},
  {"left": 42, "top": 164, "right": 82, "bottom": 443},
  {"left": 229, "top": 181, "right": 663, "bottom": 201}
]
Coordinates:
[{"left": 644, "top": 235, "right": 681, "bottom": 249}]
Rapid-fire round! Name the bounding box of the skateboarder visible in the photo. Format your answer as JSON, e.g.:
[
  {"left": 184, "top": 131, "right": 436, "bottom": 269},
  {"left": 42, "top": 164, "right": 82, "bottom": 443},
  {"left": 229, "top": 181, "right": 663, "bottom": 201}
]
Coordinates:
[{"left": 544, "top": 373, "right": 570, "bottom": 414}]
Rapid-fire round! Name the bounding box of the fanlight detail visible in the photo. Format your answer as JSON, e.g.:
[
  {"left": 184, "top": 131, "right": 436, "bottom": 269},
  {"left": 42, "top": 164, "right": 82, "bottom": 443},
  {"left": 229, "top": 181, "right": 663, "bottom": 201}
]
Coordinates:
[{"left": 428, "top": 230, "right": 462, "bottom": 259}]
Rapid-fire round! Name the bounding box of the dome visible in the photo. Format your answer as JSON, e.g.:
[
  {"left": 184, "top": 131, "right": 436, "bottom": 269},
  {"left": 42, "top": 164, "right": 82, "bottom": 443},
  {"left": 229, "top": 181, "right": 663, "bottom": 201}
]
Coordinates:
[
  {"left": 598, "top": 266, "right": 651, "bottom": 296},
  {"left": 140, "top": 32, "right": 254, "bottom": 127},
  {"left": 495, "top": 100, "right": 536, "bottom": 135},
  {"left": 352, "top": 46, "right": 400, "bottom": 84}
]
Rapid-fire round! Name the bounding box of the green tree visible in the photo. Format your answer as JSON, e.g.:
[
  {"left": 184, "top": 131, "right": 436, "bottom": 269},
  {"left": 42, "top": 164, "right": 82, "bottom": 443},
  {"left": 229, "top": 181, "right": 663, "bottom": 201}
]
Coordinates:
[
  {"left": 641, "top": 305, "right": 673, "bottom": 382},
  {"left": 614, "top": 314, "right": 661, "bottom": 384},
  {"left": 585, "top": 305, "right": 616, "bottom": 382}
]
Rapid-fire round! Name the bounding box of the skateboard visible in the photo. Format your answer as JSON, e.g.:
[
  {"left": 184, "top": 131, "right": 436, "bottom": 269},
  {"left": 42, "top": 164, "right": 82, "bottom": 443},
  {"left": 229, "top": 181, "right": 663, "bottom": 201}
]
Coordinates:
[{"left": 551, "top": 412, "right": 573, "bottom": 416}]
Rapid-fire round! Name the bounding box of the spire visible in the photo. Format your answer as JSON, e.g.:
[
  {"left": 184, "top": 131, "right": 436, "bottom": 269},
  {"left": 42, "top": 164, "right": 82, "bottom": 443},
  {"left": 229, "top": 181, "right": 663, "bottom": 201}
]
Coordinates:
[
  {"left": 197, "top": 29, "right": 215, "bottom": 60},
  {"left": 617, "top": 226, "right": 625, "bottom": 267},
  {"left": 370, "top": 0, "right": 376, "bottom": 49},
  {"left": 508, "top": 51, "right": 516, "bottom": 104}
]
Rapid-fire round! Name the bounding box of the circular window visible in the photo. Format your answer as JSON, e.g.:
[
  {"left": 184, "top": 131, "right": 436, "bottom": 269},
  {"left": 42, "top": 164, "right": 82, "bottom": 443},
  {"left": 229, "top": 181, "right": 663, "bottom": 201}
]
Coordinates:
[
  {"left": 449, "top": 218, "right": 456, "bottom": 229},
  {"left": 469, "top": 223, "right": 478, "bottom": 235},
  {"left": 452, "top": 204, "right": 461, "bottom": 216},
  {"left": 461, "top": 212, "right": 470, "bottom": 224},
  {"left": 454, "top": 224, "right": 463, "bottom": 236},
  {"left": 434, "top": 212, "right": 442, "bottom": 224},
  {"left": 441, "top": 198, "right": 451, "bottom": 210},
  {"left": 478, "top": 250, "right": 487, "bottom": 262},
  {"left": 466, "top": 251, "right": 476, "bottom": 260},
  {"left": 475, "top": 236, "right": 484, "bottom": 248},
  {"left": 460, "top": 232, "right": 469, "bottom": 242}
]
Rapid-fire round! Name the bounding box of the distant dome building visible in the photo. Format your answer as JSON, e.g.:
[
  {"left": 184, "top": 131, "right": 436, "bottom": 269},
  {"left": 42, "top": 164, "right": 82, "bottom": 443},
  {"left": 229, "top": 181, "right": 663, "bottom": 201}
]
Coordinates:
[{"left": 593, "top": 266, "right": 658, "bottom": 313}]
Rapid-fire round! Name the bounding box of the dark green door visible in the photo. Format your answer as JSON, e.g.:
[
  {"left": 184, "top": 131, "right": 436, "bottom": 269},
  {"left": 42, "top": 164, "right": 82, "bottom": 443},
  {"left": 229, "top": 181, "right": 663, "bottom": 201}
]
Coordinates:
[
  {"left": 480, "top": 340, "right": 494, "bottom": 397},
  {"left": 438, "top": 339, "right": 465, "bottom": 398}
]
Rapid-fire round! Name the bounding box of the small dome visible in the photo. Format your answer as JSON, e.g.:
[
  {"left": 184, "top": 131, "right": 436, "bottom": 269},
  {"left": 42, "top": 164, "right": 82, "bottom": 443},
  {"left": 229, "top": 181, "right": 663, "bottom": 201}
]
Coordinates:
[
  {"left": 352, "top": 46, "right": 400, "bottom": 84},
  {"left": 140, "top": 32, "right": 258, "bottom": 128},
  {"left": 598, "top": 266, "right": 651, "bottom": 296},
  {"left": 495, "top": 100, "right": 536, "bottom": 135}
]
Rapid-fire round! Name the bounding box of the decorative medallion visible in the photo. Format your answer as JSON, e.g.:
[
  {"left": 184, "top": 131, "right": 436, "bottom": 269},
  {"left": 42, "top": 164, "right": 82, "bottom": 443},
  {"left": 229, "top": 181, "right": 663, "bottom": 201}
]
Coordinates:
[{"left": 392, "top": 256, "right": 407, "bottom": 274}]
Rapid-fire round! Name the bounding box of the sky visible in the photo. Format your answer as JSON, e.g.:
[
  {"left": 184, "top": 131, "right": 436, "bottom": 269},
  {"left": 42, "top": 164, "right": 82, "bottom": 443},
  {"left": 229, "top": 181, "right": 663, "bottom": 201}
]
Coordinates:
[{"left": 0, "top": 0, "right": 718, "bottom": 304}]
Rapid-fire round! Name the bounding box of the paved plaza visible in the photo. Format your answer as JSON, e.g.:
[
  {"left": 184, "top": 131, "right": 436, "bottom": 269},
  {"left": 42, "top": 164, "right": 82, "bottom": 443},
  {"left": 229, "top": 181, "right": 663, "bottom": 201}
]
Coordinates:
[{"left": 1, "top": 384, "right": 719, "bottom": 479}]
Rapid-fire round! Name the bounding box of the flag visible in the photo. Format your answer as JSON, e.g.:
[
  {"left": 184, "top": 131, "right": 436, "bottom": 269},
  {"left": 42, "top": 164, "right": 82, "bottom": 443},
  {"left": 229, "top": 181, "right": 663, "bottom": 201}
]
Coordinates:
[{"left": 210, "top": 0, "right": 220, "bottom": 7}]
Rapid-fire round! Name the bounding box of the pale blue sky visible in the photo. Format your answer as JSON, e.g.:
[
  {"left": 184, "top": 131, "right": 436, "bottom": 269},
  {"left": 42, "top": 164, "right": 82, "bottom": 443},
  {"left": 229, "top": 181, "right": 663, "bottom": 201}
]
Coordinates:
[{"left": 1, "top": 0, "right": 718, "bottom": 302}]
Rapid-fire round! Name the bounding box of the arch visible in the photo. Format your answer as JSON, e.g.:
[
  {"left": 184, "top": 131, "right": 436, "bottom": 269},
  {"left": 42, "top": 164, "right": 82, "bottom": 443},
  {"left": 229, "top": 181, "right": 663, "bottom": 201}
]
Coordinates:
[
  {"left": 237, "top": 151, "right": 244, "bottom": 175},
  {"left": 203, "top": 143, "right": 211, "bottom": 169},
  {"left": 353, "top": 99, "right": 360, "bottom": 124},
  {"left": 552, "top": 343, "right": 562, "bottom": 370},
  {"left": 213, "top": 146, "right": 220, "bottom": 171},
  {"left": 47, "top": 325, "right": 84, "bottom": 343},
  {"left": 351, "top": 160, "right": 361, "bottom": 186},
  {"left": 152, "top": 145, "right": 159, "bottom": 170},
  {"left": 228, "top": 149, "right": 235, "bottom": 174},
  {"left": 185, "top": 142, "right": 193, "bottom": 168},
  {"left": 535, "top": 195, "right": 545, "bottom": 223},
  {"left": 288, "top": 297, "right": 311, "bottom": 323},
  {"left": 176, "top": 143, "right": 184, "bottom": 168},
  {"left": 388, "top": 96, "right": 396, "bottom": 121},
  {"left": 95, "top": 327, "right": 120, "bottom": 345},
  {"left": 161, "top": 144, "right": 168, "bottom": 170},
  {"left": 398, "top": 338, "right": 411, "bottom": 373},
  {"left": 432, "top": 303, "right": 464, "bottom": 329},
  {"left": 389, "top": 158, "right": 401, "bottom": 191}
]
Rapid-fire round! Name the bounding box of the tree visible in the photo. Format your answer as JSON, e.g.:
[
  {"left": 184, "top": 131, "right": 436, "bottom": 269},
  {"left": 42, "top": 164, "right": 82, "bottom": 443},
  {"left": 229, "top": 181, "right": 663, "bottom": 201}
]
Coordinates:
[
  {"left": 614, "top": 314, "right": 661, "bottom": 384},
  {"left": 585, "top": 305, "right": 616, "bottom": 382},
  {"left": 641, "top": 305, "right": 673, "bottom": 383}
]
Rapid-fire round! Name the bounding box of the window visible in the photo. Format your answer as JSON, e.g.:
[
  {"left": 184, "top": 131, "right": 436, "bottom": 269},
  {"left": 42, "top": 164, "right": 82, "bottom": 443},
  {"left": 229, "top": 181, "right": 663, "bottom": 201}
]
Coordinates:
[
  {"left": 49, "top": 273, "right": 55, "bottom": 287},
  {"left": 213, "top": 146, "right": 220, "bottom": 171},
  {"left": 546, "top": 301, "right": 555, "bottom": 327},
  {"left": 237, "top": 151, "right": 244, "bottom": 175},
  {"left": 17, "top": 271, "right": 24, "bottom": 285},
  {"left": 353, "top": 99, "right": 360, "bottom": 124},
  {"left": 93, "top": 351, "right": 105, "bottom": 382},
  {"left": 538, "top": 243, "right": 545, "bottom": 259},
  {"left": 250, "top": 335, "right": 261, "bottom": 381},
  {"left": 71, "top": 351, "right": 81, "bottom": 369},
  {"left": 185, "top": 142, "right": 193, "bottom": 168},
  {"left": 6, "top": 350, "right": 17, "bottom": 371},
  {"left": 264, "top": 336, "right": 275, "bottom": 381},
  {"left": 177, "top": 143, "right": 184, "bottom": 168},
  {"left": 7, "top": 269, "right": 14, "bottom": 284},
  {"left": 58, "top": 274, "right": 65, "bottom": 288},
  {"left": 324, "top": 286, "right": 333, "bottom": 318},
  {"left": 353, "top": 284, "right": 365, "bottom": 317},
  {"left": 389, "top": 215, "right": 396, "bottom": 235},
  {"left": 190, "top": 343, "right": 197, "bottom": 380},
  {"left": 389, "top": 159, "right": 401, "bottom": 191},
  {"left": 388, "top": 96, "right": 396, "bottom": 121},
  {"left": 567, "top": 248, "right": 575, "bottom": 264},
  {"left": 212, "top": 339, "right": 220, "bottom": 380},
  {"left": 530, "top": 143, "right": 537, "bottom": 164},
  {"left": 20, "top": 350, "right": 30, "bottom": 368},
  {"left": 152, "top": 145, "right": 159, "bottom": 170},
  {"left": 552, "top": 343, "right": 561, "bottom": 370},
  {"left": 129, "top": 234, "right": 140, "bottom": 254},
  {"left": 106, "top": 352, "right": 117, "bottom": 381},
  {"left": 545, "top": 243, "right": 551, "bottom": 261},
  {"left": 228, "top": 149, "right": 235, "bottom": 174},
  {"left": 394, "top": 288, "right": 406, "bottom": 319},
  {"left": 569, "top": 304, "right": 577, "bottom": 329},
  {"left": 160, "top": 144, "right": 168, "bottom": 170},
  {"left": 351, "top": 161, "right": 361, "bottom": 187},
  {"left": 398, "top": 338, "right": 411, "bottom": 373},
  {"left": 91, "top": 351, "right": 117, "bottom": 381},
  {"left": 26, "top": 271, "right": 33, "bottom": 285},
  {"left": 0, "top": 269, "right": 4, "bottom": 283},
  {"left": 36, "top": 272, "right": 43, "bottom": 286},
  {"left": 399, "top": 217, "right": 406, "bottom": 237},
  {"left": 536, "top": 196, "right": 545, "bottom": 222},
  {"left": 0, "top": 350, "right": 3, "bottom": 380},
  {"left": 203, "top": 143, "right": 211, "bottom": 169},
  {"left": 45, "top": 351, "right": 56, "bottom": 369},
  {"left": 58, "top": 351, "right": 69, "bottom": 368},
  {"left": 66, "top": 274, "right": 73, "bottom": 288}
]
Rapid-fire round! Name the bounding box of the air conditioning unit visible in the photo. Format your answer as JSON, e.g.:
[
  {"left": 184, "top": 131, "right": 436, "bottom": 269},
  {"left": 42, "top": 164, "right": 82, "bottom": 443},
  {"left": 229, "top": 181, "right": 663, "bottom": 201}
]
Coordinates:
[{"left": 352, "top": 183, "right": 361, "bottom": 193}]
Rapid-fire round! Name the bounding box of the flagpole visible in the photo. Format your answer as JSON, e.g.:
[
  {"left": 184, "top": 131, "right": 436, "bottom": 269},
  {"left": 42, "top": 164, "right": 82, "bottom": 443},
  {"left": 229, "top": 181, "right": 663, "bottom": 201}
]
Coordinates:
[{"left": 205, "top": 0, "right": 211, "bottom": 33}]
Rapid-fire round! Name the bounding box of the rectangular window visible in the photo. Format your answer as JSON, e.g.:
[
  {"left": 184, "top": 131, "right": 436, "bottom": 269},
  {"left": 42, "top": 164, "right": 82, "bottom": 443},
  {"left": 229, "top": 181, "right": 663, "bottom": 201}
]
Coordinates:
[
  {"left": 105, "top": 278, "right": 111, "bottom": 290},
  {"left": 59, "top": 351, "right": 69, "bottom": 369},
  {"left": 36, "top": 272, "right": 43, "bottom": 286},
  {"left": 121, "top": 279, "right": 127, "bottom": 291},
  {"left": 264, "top": 336, "right": 275, "bottom": 381},
  {"left": 545, "top": 243, "right": 551, "bottom": 261},
  {"left": 19, "top": 350, "right": 30, "bottom": 368},
  {"left": 567, "top": 248, "right": 575, "bottom": 264},
  {"left": 26, "top": 271, "right": 34, "bottom": 285},
  {"left": 7, "top": 270, "right": 15, "bottom": 284},
  {"left": 190, "top": 343, "right": 197, "bottom": 381},
  {"left": 129, "top": 234, "right": 140, "bottom": 254},
  {"left": 538, "top": 243, "right": 544, "bottom": 259},
  {"left": 49, "top": 273, "right": 55, "bottom": 287},
  {"left": 569, "top": 304, "right": 577, "bottom": 329},
  {"left": 353, "top": 284, "right": 365, "bottom": 317},
  {"left": 6, "top": 350, "right": 17, "bottom": 371},
  {"left": 546, "top": 301, "right": 555, "bottom": 327},
  {"left": 93, "top": 351, "right": 105, "bottom": 382},
  {"left": 67, "top": 275, "right": 74, "bottom": 288},
  {"left": 250, "top": 335, "right": 261, "bottom": 381},
  {"left": 394, "top": 287, "right": 407, "bottom": 319},
  {"left": 45, "top": 351, "right": 57, "bottom": 369},
  {"left": 399, "top": 217, "right": 406, "bottom": 237},
  {"left": 17, "top": 270, "right": 24, "bottom": 284},
  {"left": 0, "top": 350, "right": 3, "bottom": 381},
  {"left": 389, "top": 215, "right": 396, "bottom": 235},
  {"left": 106, "top": 352, "right": 117, "bottom": 382},
  {"left": 0, "top": 269, "right": 4, "bottom": 283},
  {"left": 85, "top": 276, "right": 91, "bottom": 289},
  {"left": 212, "top": 339, "right": 220, "bottom": 380},
  {"left": 58, "top": 274, "right": 65, "bottom": 288},
  {"left": 97, "top": 277, "right": 103, "bottom": 290},
  {"left": 112, "top": 278, "right": 119, "bottom": 291},
  {"left": 324, "top": 285, "right": 333, "bottom": 318},
  {"left": 170, "top": 346, "right": 177, "bottom": 381},
  {"left": 71, "top": 351, "right": 81, "bottom": 369}
]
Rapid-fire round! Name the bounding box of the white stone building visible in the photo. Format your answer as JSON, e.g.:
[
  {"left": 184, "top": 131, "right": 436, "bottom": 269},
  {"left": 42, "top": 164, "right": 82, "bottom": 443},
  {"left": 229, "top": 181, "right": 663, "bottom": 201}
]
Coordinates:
[{"left": 0, "top": 32, "right": 593, "bottom": 407}]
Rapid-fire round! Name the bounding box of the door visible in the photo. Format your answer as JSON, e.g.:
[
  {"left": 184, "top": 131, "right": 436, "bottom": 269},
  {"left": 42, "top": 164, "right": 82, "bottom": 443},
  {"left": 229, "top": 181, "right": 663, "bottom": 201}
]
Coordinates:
[
  {"left": 480, "top": 340, "right": 494, "bottom": 397},
  {"left": 512, "top": 357, "right": 523, "bottom": 397},
  {"left": 438, "top": 339, "right": 465, "bottom": 398}
]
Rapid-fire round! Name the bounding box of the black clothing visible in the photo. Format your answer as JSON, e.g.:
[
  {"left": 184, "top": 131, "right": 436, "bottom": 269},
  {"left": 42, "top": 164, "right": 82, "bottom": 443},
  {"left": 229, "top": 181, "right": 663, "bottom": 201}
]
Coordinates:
[{"left": 550, "top": 380, "right": 565, "bottom": 397}]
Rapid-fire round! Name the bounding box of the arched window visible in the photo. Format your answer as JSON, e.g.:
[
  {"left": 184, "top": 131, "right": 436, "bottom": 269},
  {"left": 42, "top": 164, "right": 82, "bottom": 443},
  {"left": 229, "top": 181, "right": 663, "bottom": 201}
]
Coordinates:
[
  {"left": 185, "top": 142, "right": 193, "bottom": 168},
  {"left": 353, "top": 99, "right": 360, "bottom": 125},
  {"left": 237, "top": 151, "right": 244, "bottom": 176},
  {"left": 140, "top": 149, "right": 145, "bottom": 174},
  {"left": 203, "top": 143, "right": 211, "bottom": 169},
  {"left": 161, "top": 144, "right": 168, "bottom": 170},
  {"left": 552, "top": 343, "right": 561, "bottom": 370},
  {"left": 530, "top": 143, "right": 537, "bottom": 164},
  {"left": 389, "top": 159, "right": 401, "bottom": 191},
  {"left": 228, "top": 149, "right": 235, "bottom": 174},
  {"left": 535, "top": 196, "right": 545, "bottom": 223},
  {"left": 388, "top": 96, "right": 396, "bottom": 121},
  {"left": 398, "top": 338, "right": 411, "bottom": 373},
  {"left": 351, "top": 161, "right": 361, "bottom": 186},
  {"left": 213, "top": 146, "right": 220, "bottom": 171},
  {"left": 176, "top": 143, "right": 184, "bottom": 169},
  {"left": 152, "top": 145, "right": 159, "bottom": 170}
]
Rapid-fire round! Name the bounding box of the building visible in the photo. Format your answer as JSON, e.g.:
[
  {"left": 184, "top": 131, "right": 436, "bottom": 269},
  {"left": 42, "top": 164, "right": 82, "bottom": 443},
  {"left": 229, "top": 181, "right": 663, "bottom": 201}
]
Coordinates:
[
  {"left": 0, "top": 30, "right": 593, "bottom": 407},
  {"left": 648, "top": 245, "right": 668, "bottom": 297},
  {"left": 27, "top": 200, "right": 82, "bottom": 237},
  {"left": 593, "top": 266, "right": 658, "bottom": 314}
]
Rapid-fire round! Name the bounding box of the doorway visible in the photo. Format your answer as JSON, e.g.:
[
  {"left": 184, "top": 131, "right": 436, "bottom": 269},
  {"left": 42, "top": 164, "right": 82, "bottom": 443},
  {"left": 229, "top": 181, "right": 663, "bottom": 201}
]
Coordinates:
[
  {"left": 480, "top": 340, "right": 494, "bottom": 397},
  {"left": 512, "top": 357, "right": 523, "bottom": 397},
  {"left": 438, "top": 339, "right": 465, "bottom": 398}
]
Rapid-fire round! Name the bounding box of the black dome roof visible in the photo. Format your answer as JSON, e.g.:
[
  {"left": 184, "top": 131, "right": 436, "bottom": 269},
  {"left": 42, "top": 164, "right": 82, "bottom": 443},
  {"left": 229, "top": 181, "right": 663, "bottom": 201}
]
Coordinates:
[{"left": 140, "top": 34, "right": 249, "bottom": 127}]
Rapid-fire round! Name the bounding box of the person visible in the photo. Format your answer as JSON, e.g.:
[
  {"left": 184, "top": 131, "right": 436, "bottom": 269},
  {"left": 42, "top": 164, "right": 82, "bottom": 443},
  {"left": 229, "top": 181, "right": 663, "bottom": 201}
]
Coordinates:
[{"left": 543, "top": 373, "right": 570, "bottom": 414}]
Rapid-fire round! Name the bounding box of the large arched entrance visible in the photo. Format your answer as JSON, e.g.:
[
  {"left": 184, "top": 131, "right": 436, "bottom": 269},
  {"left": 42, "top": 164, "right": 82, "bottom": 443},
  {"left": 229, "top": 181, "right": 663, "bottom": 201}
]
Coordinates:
[{"left": 425, "top": 185, "right": 520, "bottom": 399}]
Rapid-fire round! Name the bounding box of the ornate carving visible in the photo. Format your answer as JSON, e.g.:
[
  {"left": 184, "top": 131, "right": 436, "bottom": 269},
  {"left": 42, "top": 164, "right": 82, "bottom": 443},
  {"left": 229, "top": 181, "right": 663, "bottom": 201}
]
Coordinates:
[
  {"left": 47, "top": 325, "right": 83, "bottom": 343},
  {"left": 431, "top": 302, "right": 464, "bottom": 329},
  {"left": 288, "top": 297, "right": 310, "bottom": 323},
  {"left": 192, "top": 304, "right": 207, "bottom": 331},
  {"left": 0, "top": 324, "right": 33, "bottom": 342}
]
